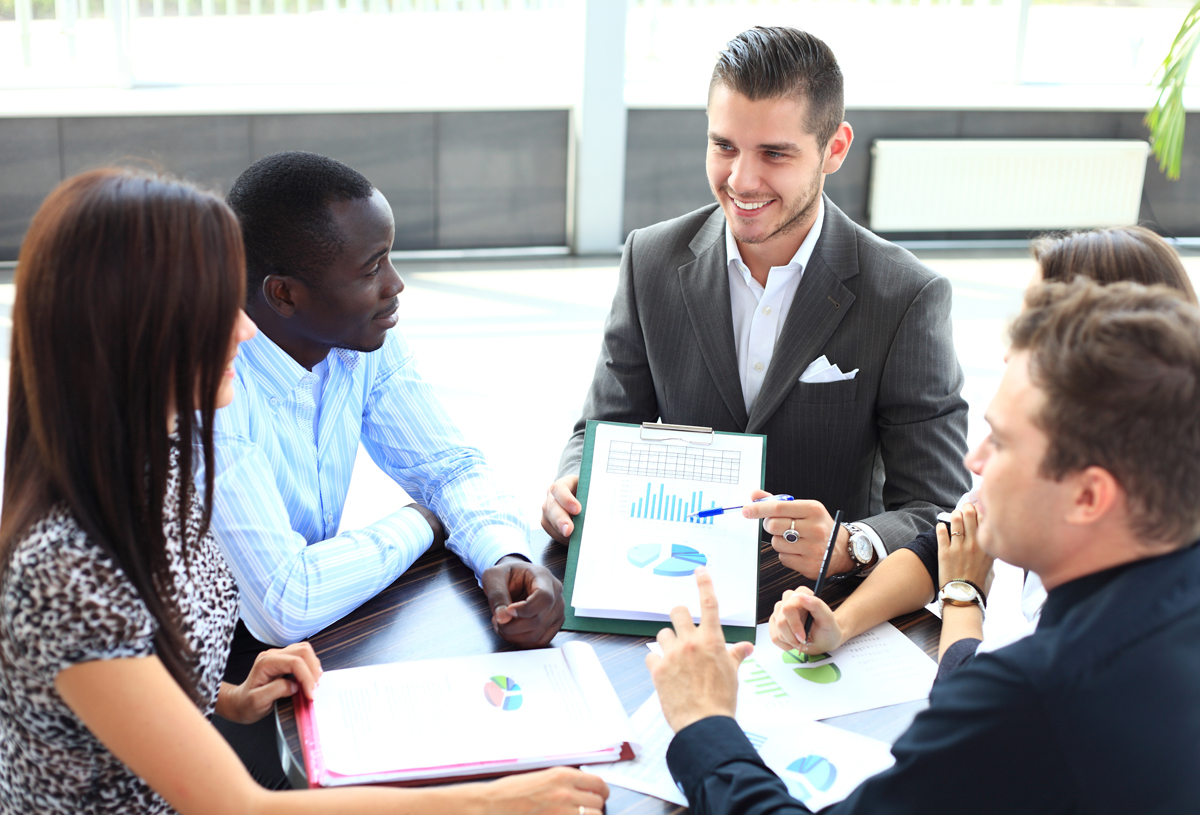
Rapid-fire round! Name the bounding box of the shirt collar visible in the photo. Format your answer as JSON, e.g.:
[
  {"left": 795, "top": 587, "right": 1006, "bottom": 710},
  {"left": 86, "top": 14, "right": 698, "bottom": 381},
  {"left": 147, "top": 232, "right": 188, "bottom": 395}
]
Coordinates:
[
  {"left": 1039, "top": 539, "right": 1200, "bottom": 628},
  {"left": 724, "top": 196, "right": 825, "bottom": 286},
  {"left": 241, "top": 332, "right": 359, "bottom": 391}
]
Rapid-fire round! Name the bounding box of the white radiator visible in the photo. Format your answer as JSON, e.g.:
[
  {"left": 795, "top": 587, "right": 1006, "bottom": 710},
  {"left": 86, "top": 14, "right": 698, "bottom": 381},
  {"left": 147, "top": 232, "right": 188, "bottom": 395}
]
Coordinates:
[{"left": 868, "top": 139, "right": 1150, "bottom": 233}]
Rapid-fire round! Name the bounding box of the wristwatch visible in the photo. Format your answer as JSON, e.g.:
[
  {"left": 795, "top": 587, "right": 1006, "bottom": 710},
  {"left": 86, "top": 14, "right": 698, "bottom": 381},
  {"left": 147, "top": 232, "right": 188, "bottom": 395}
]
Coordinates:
[
  {"left": 938, "top": 579, "right": 987, "bottom": 621},
  {"left": 844, "top": 523, "right": 876, "bottom": 574}
]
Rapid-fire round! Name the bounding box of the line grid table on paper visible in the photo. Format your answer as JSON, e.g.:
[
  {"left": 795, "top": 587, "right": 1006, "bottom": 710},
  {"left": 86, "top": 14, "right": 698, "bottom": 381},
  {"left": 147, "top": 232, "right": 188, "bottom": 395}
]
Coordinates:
[{"left": 606, "top": 441, "right": 741, "bottom": 484}]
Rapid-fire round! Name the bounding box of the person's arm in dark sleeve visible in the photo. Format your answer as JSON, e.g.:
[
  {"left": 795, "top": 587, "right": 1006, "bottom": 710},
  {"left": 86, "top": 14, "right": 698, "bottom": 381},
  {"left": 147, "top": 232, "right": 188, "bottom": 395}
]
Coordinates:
[
  {"left": 667, "top": 717, "right": 810, "bottom": 815},
  {"left": 936, "top": 637, "right": 982, "bottom": 682},
  {"left": 667, "top": 654, "right": 1071, "bottom": 815},
  {"left": 903, "top": 527, "right": 939, "bottom": 590}
]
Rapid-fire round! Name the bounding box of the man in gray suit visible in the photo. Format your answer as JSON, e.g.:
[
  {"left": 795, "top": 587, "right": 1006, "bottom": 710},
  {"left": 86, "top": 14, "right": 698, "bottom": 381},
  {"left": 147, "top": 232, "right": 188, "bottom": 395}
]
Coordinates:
[{"left": 542, "top": 26, "right": 971, "bottom": 579}]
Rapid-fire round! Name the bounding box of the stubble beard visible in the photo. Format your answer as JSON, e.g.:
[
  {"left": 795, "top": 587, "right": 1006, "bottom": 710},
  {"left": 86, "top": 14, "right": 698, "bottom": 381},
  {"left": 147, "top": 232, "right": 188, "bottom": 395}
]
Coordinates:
[{"left": 719, "top": 163, "right": 824, "bottom": 247}]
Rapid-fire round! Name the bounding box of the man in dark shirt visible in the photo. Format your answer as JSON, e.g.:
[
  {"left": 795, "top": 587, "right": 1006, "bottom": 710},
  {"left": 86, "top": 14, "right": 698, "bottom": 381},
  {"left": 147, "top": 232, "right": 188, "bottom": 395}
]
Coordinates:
[{"left": 647, "top": 279, "right": 1200, "bottom": 814}]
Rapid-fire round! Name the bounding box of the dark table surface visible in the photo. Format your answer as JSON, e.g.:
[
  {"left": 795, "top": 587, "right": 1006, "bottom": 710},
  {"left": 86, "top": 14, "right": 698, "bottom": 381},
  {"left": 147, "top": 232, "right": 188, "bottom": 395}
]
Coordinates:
[{"left": 276, "top": 537, "right": 941, "bottom": 813}]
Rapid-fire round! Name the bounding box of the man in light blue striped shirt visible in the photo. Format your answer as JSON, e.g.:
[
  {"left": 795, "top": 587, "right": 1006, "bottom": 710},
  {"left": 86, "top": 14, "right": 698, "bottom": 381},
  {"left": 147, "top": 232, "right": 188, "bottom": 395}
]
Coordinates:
[{"left": 211, "top": 152, "right": 563, "bottom": 652}]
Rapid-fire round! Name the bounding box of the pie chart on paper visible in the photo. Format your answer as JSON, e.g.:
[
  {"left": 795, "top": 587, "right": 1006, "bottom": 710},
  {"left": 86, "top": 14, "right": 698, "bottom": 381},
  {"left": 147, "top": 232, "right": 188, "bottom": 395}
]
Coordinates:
[
  {"left": 627, "top": 543, "right": 708, "bottom": 577},
  {"left": 483, "top": 675, "right": 523, "bottom": 710}
]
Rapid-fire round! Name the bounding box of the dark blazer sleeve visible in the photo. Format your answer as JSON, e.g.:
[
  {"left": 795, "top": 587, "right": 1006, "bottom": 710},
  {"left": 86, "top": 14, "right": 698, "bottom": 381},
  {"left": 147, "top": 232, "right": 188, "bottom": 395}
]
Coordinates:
[
  {"left": 557, "top": 227, "right": 659, "bottom": 478},
  {"left": 860, "top": 268, "right": 971, "bottom": 551},
  {"left": 667, "top": 653, "right": 1069, "bottom": 815},
  {"left": 667, "top": 717, "right": 811, "bottom": 815}
]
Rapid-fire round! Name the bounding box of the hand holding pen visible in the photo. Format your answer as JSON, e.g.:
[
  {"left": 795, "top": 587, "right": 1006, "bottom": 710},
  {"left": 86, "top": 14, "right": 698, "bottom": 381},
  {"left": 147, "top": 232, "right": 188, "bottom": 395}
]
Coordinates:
[
  {"left": 689, "top": 494, "right": 794, "bottom": 519},
  {"left": 766, "top": 511, "right": 847, "bottom": 660},
  {"left": 740, "top": 491, "right": 853, "bottom": 580}
]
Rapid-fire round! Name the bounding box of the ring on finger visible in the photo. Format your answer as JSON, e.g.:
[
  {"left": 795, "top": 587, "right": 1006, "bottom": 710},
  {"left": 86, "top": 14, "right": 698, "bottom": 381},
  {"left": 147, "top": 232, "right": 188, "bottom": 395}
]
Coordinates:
[
  {"left": 783, "top": 520, "right": 800, "bottom": 543},
  {"left": 950, "top": 531, "right": 963, "bottom": 537}
]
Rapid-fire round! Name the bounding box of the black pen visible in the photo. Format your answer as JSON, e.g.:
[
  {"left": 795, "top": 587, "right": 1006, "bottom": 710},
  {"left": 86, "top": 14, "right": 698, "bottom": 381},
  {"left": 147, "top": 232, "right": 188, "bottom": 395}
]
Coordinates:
[{"left": 802, "top": 510, "right": 843, "bottom": 654}]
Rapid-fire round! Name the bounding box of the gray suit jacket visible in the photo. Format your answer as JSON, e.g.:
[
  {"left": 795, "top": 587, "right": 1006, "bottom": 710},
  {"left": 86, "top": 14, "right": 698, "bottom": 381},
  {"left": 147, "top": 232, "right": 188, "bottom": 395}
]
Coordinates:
[{"left": 558, "top": 197, "right": 971, "bottom": 552}]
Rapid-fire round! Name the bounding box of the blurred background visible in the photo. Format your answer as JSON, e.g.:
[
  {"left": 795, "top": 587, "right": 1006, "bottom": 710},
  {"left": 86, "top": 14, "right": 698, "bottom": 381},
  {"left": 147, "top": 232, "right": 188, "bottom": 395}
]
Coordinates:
[{"left": 2, "top": 0, "right": 1199, "bottom": 542}]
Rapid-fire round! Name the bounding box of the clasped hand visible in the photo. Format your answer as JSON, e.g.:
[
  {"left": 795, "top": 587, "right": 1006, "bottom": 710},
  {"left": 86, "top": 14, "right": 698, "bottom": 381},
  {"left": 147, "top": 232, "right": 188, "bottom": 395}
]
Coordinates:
[
  {"left": 219, "top": 641, "right": 322, "bottom": 725},
  {"left": 482, "top": 556, "right": 566, "bottom": 648}
]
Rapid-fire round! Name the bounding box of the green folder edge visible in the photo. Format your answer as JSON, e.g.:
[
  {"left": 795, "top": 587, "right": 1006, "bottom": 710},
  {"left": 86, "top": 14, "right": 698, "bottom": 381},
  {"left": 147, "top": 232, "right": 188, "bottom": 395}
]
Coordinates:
[{"left": 561, "top": 420, "right": 765, "bottom": 644}]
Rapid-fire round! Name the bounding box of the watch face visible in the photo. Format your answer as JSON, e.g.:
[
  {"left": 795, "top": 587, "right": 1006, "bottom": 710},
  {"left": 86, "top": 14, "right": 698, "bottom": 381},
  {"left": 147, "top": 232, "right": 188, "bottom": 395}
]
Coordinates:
[
  {"left": 851, "top": 536, "right": 873, "bottom": 564},
  {"left": 945, "top": 581, "right": 977, "bottom": 603}
]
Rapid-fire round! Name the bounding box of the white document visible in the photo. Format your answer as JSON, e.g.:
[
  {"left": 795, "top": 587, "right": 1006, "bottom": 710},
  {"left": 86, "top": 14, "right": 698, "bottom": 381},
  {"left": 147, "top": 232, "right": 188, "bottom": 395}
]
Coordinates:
[
  {"left": 593, "top": 693, "right": 896, "bottom": 810},
  {"left": 650, "top": 621, "right": 937, "bottom": 721},
  {"left": 570, "top": 422, "right": 763, "bottom": 627},
  {"left": 308, "top": 642, "right": 637, "bottom": 785}
]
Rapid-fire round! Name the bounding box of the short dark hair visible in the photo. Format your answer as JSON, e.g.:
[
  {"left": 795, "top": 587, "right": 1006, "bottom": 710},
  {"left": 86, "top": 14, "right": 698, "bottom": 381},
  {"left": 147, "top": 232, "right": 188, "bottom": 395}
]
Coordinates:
[
  {"left": 226, "top": 151, "right": 374, "bottom": 299},
  {"left": 1033, "top": 226, "right": 1198, "bottom": 305},
  {"left": 1011, "top": 279, "right": 1200, "bottom": 545},
  {"left": 708, "top": 26, "right": 844, "bottom": 149}
]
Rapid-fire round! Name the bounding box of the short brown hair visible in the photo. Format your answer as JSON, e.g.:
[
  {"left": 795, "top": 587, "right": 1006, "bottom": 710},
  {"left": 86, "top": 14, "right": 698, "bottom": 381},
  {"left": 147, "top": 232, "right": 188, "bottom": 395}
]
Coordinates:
[
  {"left": 709, "top": 26, "right": 844, "bottom": 149},
  {"left": 1011, "top": 279, "right": 1200, "bottom": 545},
  {"left": 1033, "top": 226, "right": 1198, "bottom": 305}
]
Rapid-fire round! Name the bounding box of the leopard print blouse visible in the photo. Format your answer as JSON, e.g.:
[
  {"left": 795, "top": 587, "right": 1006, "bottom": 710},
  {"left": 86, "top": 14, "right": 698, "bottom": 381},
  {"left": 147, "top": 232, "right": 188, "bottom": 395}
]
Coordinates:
[{"left": 0, "top": 455, "right": 239, "bottom": 814}]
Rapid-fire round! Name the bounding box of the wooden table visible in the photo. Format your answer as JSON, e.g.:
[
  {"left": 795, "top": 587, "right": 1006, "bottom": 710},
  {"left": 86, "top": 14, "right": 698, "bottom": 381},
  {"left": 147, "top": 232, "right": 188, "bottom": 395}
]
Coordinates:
[{"left": 276, "top": 537, "right": 940, "bottom": 813}]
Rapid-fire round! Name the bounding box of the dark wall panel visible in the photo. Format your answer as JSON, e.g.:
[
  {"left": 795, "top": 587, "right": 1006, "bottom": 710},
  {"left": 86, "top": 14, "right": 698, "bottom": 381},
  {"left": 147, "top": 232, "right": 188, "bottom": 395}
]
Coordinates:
[
  {"left": 437, "top": 110, "right": 569, "bottom": 248},
  {"left": 60, "top": 115, "right": 251, "bottom": 197},
  {"left": 0, "top": 118, "right": 61, "bottom": 260},
  {"left": 623, "top": 109, "right": 711, "bottom": 236},
  {"left": 251, "top": 113, "right": 437, "bottom": 250}
]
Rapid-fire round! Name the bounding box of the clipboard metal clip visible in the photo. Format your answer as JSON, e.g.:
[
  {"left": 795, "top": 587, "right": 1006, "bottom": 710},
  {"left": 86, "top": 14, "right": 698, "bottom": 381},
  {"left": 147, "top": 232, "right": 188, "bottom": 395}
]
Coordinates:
[{"left": 639, "top": 422, "right": 715, "bottom": 446}]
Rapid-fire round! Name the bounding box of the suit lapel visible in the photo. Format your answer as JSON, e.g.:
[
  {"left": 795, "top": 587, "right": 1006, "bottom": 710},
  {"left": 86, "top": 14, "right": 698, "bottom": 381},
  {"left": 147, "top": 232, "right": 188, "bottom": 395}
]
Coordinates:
[
  {"left": 678, "top": 207, "right": 749, "bottom": 429},
  {"left": 746, "top": 197, "right": 859, "bottom": 433}
]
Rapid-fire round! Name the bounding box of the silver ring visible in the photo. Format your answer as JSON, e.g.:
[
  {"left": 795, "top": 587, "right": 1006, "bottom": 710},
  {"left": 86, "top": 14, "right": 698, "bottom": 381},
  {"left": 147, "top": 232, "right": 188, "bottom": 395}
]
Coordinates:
[
  {"left": 950, "top": 531, "right": 963, "bottom": 537},
  {"left": 580, "top": 807, "right": 586, "bottom": 815},
  {"left": 783, "top": 520, "right": 799, "bottom": 543}
]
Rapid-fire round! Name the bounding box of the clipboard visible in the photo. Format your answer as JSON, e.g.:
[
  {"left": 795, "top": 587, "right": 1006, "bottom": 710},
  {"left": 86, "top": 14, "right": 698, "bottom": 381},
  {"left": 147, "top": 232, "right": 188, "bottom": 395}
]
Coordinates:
[{"left": 562, "top": 420, "right": 766, "bottom": 643}]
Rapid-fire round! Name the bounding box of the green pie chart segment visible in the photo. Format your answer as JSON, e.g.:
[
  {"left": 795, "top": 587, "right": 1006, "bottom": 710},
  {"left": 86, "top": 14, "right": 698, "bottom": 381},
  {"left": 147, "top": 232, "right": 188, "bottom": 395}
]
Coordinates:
[{"left": 783, "top": 650, "right": 842, "bottom": 683}]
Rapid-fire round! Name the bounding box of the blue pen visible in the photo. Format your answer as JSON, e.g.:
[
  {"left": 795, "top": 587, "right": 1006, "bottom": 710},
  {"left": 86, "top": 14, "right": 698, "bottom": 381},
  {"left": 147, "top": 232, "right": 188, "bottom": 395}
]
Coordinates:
[{"left": 689, "top": 494, "right": 794, "bottom": 519}]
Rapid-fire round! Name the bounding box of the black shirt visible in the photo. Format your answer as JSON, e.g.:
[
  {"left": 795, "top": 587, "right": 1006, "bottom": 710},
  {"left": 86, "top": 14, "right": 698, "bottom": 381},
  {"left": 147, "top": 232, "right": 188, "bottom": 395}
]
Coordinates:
[{"left": 666, "top": 541, "right": 1200, "bottom": 814}]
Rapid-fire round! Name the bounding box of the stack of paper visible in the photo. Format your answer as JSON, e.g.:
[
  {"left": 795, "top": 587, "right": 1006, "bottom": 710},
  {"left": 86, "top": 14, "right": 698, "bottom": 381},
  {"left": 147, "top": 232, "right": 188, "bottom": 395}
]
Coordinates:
[
  {"left": 595, "top": 621, "right": 937, "bottom": 807},
  {"left": 295, "top": 642, "right": 638, "bottom": 787},
  {"left": 570, "top": 422, "right": 764, "bottom": 628},
  {"left": 593, "top": 694, "right": 896, "bottom": 811}
]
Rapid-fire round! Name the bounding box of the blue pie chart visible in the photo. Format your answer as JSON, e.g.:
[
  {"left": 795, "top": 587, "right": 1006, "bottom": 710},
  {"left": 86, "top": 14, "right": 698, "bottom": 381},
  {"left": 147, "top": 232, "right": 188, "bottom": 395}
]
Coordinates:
[
  {"left": 787, "top": 755, "right": 837, "bottom": 792},
  {"left": 627, "top": 544, "right": 708, "bottom": 576}
]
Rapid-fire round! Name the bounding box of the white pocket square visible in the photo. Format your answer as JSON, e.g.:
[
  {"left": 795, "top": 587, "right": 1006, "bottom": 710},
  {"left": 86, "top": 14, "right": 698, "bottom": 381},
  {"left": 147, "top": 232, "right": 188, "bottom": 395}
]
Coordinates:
[{"left": 800, "top": 355, "right": 859, "bottom": 383}]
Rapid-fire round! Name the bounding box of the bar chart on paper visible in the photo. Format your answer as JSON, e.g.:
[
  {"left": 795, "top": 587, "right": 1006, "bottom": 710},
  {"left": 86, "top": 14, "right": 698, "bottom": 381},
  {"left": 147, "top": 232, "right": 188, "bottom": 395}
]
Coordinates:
[
  {"left": 566, "top": 421, "right": 765, "bottom": 631},
  {"left": 624, "top": 480, "right": 717, "bottom": 525}
]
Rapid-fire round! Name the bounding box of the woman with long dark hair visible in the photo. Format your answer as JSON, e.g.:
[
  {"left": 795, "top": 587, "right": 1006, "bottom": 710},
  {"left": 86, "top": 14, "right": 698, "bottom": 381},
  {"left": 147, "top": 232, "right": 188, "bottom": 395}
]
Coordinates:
[{"left": 0, "top": 169, "right": 607, "bottom": 815}]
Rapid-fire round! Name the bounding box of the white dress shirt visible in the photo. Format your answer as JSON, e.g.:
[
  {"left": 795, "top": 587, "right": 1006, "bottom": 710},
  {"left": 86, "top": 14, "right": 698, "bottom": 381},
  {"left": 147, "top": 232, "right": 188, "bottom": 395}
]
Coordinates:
[
  {"left": 726, "top": 198, "right": 825, "bottom": 415},
  {"left": 725, "top": 199, "right": 887, "bottom": 565}
]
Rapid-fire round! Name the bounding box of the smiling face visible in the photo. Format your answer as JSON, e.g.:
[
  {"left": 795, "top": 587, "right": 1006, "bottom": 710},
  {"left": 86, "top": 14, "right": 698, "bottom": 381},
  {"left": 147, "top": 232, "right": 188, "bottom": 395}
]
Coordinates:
[
  {"left": 706, "top": 85, "right": 846, "bottom": 256},
  {"left": 965, "top": 351, "right": 1071, "bottom": 574},
  {"left": 289, "top": 188, "right": 402, "bottom": 356}
]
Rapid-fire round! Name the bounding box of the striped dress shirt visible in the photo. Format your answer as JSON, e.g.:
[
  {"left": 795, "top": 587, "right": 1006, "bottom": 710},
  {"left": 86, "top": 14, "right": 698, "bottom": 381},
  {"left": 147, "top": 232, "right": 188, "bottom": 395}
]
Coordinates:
[{"left": 206, "top": 329, "right": 531, "bottom": 646}]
